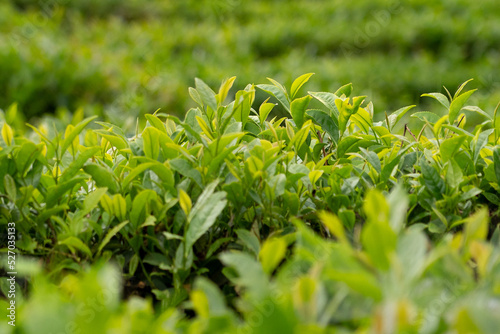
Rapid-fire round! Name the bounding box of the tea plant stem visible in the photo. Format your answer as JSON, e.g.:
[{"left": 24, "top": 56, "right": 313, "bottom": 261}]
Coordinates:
[
  {"left": 405, "top": 124, "right": 418, "bottom": 142},
  {"left": 317, "top": 131, "right": 328, "bottom": 165}
]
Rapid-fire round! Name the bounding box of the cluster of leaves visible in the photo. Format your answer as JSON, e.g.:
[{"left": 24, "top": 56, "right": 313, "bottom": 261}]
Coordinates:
[
  {"left": 1, "top": 75, "right": 500, "bottom": 332},
  {"left": 2, "top": 0, "right": 500, "bottom": 121}
]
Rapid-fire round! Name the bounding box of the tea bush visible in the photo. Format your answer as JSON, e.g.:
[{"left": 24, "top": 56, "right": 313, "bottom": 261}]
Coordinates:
[{"left": 1, "top": 75, "right": 500, "bottom": 333}]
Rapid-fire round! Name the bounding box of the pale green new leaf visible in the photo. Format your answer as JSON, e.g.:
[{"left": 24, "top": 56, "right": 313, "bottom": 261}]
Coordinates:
[
  {"left": 142, "top": 127, "right": 161, "bottom": 160},
  {"left": 440, "top": 135, "right": 466, "bottom": 163},
  {"left": 259, "top": 238, "right": 287, "bottom": 275},
  {"left": 61, "top": 116, "right": 97, "bottom": 155},
  {"left": 449, "top": 89, "right": 477, "bottom": 123},
  {"left": 290, "top": 73, "right": 314, "bottom": 100},
  {"left": 257, "top": 82, "right": 290, "bottom": 113},
  {"left": 195, "top": 78, "right": 218, "bottom": 113},
  {"left": 290, "top": 95, "right": 312, "bottom": 128}
]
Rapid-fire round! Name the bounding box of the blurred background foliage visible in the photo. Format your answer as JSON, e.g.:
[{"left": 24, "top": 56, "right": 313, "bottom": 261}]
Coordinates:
[{"left": 1, "top": 0, "right": 500, "bottom": 125}]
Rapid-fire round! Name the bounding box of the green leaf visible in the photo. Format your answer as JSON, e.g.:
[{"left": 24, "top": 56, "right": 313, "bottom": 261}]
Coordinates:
[
  {"left": 60, "top": 147, "right": 100, "bottom": 183},
  {"left": 336, "top": 96, "right": 366, "bottom": 135},
  {"left": 453, "top": 79, "right": 474, "bottom": 99},
  {"left": 259, "top": 238, "right": 287, "bottom": 275},
  {"left": 235, "top": 229, "right": 260, "bottom": 257},
  {"left": 112, "top": 194, "right": 127, "bottom": 222},
  {"left": 178, "top": 189, "right": 192, "bottom": 216},
  {"left": 58, "top": 236, "right": 92, "bottom": 258},
  {"left": 216, "top": 76, "right": 237, "bottom": 106},
  {"left": 84, "top": 164, "right": 119, "bottom": 194},
  {"left": 337, "top": 136, "right": 374, "bottom": 158},
  {"left": 142, "top": 127, "right": 161, "bottom": 160},
  {"left": 351, "top": 107, "right": 372, "bottom": 134},
  {"left": 95, "top": 130, "right": 129, "bottom": 150},
  {"left": 97, "top": 220, "right": 130, "bottom": 255},
  {"left": 205, "top": 237, "right": 232, "bottom": 259},
  {"left": 231, "top": 88, "right": 255, "bottom": 129},
  {"left": 193, "top": 277, "right": 230, "bottom": 315},
  {"left": 122, "top": 162, "right": 162, "bottom": 189},
  {"left": 129, "top": 254, "right": 139, "bottom": 276},
  {"left": 219, "top": 252, "right": 268, "bottom": 298},
  {"left": 15, "top": 141, "right": 43, "bottom": 177},
  {"left": 387, "top": 184, "right": 409, "bottom": 232},
  {"left": 1, "top": 123, "right": 14, "bottom": 146},
  {"left": 130, "top": 190, "right": 157, "bottom": 228},
  {"left": 267, "top": 174, "right": 286, "bottom": 197},
  {"left": 258, "top": 100, "right": 276, "bottom": 125},
  {"left": 473, "top": 129, "right": 494, "bottom": 164},
  {"left": 290, "top": 73, "right": 314, "bottom": 100},
  {"left": 189, "top": 87, "right": 204, "bottom": 109},
  {"left": 462, "top": 105, "right": 493, "bottom": 121},
  {"left": 257, "top": 83, "right": 290, "bottom": 113},
  {"left": 359, "top": 148, "right": 381, "bottom": 174},
  {"left": 441, "top": 125, "right": 474, "bottom": 138},
  {"left": 440, "top": 135, "right": 466, "bottom": 163},
  {"left": 387, "top": 105, "right": 416, "bottom": 131},
  {"left": 449, "top": 89, "right": 477, "bottom": 123},
  {"left": 195, "top": 78, "right": 218, "bottom": 113},
  {"left": 464, "top": 208, "right": 489, "bottom": 246},
  {"left": 334, "top": 83, "right": 353, "bottom": 97},
  {"left": 361, "top": 219, "right": 397, "bottom": 271},
  {"left": 446, "top": 159, "right": 464, "bottom": 189},
  {"left": 145, "top": 114, "right": 167, "bottom": 134},
  {"left": 420, "top": 161, "right": 446, "bottom": 199},
  {"left": 380, "top": 144, "right": 418, "bottom": 182},
  {"left": 307, "top": 109, "right": 339, "bottom": 144},
  {"left": 493, "top": 147, "right": 500, "bottom": 184},
  {"left": 318, "top": 211, "right": 348, "bottom": 245},
  {"left": 290, "top": 95, "right": 312, "bottom": 128},
  {"left": 185, "top": 181, "right": 227, "bottom": 250},
  {"left": 421, "top": 93, "right": 450, "bottom": 109},
  {"left": 290, "top": 120, "right": 312, "bottom": 150},
  {"left": 196, "top": 116, "right": 214, "bottom": 139},
  {"left": 182, "top": 108, "right": 204, "bottom": 144},
  {"left": 46, "top": 177, "right": 87, "bottom": 208},
  {"left": 363, "top": 189, "right": 389, "bottom": 224},
  {"left": 82, "top": 187, "right": 108, "bottom": 216},
  {"left": 411, "top": 111, "right": 441, "bottom": 124},
  {"left": 308, "top": 91, "right": 339, "bottom": 118},
  {"left": 61, "top": 116, "right": 97, "bottom": 155},
  {"left": 4, "top": 174, "right": 16, "bottom": 201}
]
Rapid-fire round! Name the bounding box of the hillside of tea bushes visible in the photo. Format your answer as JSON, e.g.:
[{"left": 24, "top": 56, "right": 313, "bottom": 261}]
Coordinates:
[
  {"left": 2, "top": 0, "right": 500, "bottom": 124},
  {"left": 1, "top": 75, "right": 500, "bottom": 333}
]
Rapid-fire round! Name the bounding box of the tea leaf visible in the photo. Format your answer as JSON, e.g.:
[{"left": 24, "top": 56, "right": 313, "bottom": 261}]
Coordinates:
[
  {"left": 290, "top": 95, "right": 312, "bottom": 128},
  {"left": 84, "top": 164, "right": 119, "bottom": 194},
  {"left": 61, "top": 116, "right": 97, "bottom": 156},
  {"left": 185, "top": 182, "right": 227, "bottom": 250},
  {"left": 290, "top": 73, "right": 314, "bottom": 99}
]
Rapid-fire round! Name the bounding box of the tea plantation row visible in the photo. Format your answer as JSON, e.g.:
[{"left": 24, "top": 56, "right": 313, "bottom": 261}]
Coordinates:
[{"left": 2, "top": 0, "right": 500, "bottom": 123}]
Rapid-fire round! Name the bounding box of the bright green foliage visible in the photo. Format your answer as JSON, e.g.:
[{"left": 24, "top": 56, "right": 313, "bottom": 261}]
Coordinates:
[{"left": 1, "top": 76, "right": 500, "bottom": 332}]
